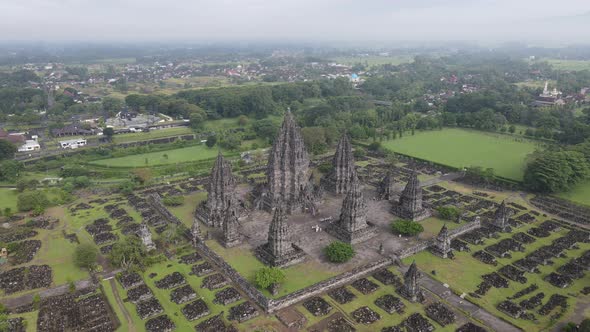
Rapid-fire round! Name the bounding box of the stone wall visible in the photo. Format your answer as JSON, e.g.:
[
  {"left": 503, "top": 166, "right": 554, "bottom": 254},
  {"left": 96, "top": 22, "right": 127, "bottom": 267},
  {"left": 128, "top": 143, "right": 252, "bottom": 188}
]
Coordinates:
[
  {"left": 194, "top": 241, "right": 269, "bottom": 309},
  {"left": 146, "top": 193, "right": 182, "bottom": 225},
  {"left": 396, "top": 219, "right": 481, "bottom": 259},
  {"left": 266, "top": 258, "right": 392, "bottom": 313}
]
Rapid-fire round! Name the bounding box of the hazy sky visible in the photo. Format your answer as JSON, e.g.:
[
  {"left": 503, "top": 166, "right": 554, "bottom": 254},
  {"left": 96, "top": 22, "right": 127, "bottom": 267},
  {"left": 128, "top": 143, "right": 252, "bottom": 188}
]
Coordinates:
[{"left": 1, "top": 0, "right": 589, "bottom": 42}]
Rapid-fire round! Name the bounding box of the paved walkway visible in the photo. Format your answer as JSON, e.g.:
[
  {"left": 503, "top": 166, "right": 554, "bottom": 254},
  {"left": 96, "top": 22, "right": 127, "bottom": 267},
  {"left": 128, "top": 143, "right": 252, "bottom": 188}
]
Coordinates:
[{"left": 395, "top": 263, "right": 522, "bottom": 332}]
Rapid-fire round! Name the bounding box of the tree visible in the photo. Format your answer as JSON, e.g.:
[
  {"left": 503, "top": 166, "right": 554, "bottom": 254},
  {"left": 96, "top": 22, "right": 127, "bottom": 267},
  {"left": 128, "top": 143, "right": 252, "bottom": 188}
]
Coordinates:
[
  {"left": 103, "top": 127, "right": 115, "bottom": 141},
  {"left": 325, "top": 241, "right": 355, "bottom": 263},
  {"left": 391, "top": 219, "right": 424, "bottom": 236},
  {"left": 109, "top": 236, "right": 149, "bottom": 270},
  {"left": 189, "top": 110, "right": 207, "bottom": 129},
  {"left": 0, "top": 140, "right": 16, "bottom": 160},
  {"left": 524, "top": 150, "right": 589, "bottom": 193},
  {"left": 17, "top": 191, "right": 49, "bottom": 212},
  {"left": 205, "top": 135, "right": 217, "bottom": 148},
  {"left": 131, "top": 168, "right": 152, "bottom": 185},
  {"left": 0, "top": 160, "right": 23, "bottom": 182},
  {"left": 254, "top": 267, "right": 285, "bottom": 289},
  {"left": 437, "top": 206, "right": 462, "bottom": 221},
  {"left": 73, "top": 244, "right": 98, "bottom": 270}
]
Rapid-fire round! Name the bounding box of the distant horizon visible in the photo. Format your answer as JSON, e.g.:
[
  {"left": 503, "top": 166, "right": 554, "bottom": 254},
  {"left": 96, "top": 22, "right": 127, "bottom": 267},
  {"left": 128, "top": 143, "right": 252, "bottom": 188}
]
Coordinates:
[{"left": 1, "top": 0, "right": 589, "bottom": 44}]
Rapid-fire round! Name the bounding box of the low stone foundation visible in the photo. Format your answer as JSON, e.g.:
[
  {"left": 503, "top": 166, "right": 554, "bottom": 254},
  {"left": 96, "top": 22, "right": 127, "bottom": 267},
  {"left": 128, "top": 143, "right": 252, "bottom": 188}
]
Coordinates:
[
  {"left": 255, "top": 244, "right": 307, "bottom": 268},
  {"left": 391, "top": 202, "right": 431, "bottom": 222},
  {"left": 326, "top": 222, "right": 378, "bottom": 244}
]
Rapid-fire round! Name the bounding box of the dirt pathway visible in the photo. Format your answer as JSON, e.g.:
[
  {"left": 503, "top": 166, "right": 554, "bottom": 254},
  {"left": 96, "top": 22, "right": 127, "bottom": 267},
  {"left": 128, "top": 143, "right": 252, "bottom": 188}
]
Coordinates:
[{"left": 109, "top": 278, "right": 136, "bottom": 332}]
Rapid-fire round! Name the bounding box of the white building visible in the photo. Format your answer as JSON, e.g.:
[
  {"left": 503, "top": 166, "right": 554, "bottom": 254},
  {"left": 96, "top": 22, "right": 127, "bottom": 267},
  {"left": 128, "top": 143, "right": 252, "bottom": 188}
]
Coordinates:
[
  {"left": 18, "top": 140, "right": 41, "bottom": 152},
  {"left": 59, "top": 138, "right": 87, "bottom": 149}
]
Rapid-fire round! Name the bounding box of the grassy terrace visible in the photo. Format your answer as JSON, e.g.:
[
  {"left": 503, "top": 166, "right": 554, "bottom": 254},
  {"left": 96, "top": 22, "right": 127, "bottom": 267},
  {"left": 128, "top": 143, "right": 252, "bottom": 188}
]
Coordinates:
[
  {"left": 89, "top": 144, "right": 222, "bottom": 167},
  {"left": 381, "top": 128, "right": 541, "bottom": 181},
  {"left": 402, "top": 222, "right": 590, "bottom": 331},
  {"left": 206, "top": 240, "right": 338, "bottom": 299},
  {"left": 0, "top": 188, "right": 18, "bottom": 211},
  {"left": 112, "top": 126, "right": 194, "bottom": 144},
  {"left": 556, "top": 180, "right": 590, "bottom": 207}
]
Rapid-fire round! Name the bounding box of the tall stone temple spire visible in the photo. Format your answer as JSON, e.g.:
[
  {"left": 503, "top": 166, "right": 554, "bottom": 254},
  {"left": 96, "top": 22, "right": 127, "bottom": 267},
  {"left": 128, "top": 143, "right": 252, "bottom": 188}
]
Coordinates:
[
  {"left": 221, "top": 206, "right": 241, "bottom": 248},
  {"left": 492, "top": 200, "right": 511, "bottom": 232},
  {"left": 377, "top": 171, "right": 393, "bottom": 200},
  {"left": 262, "top": 111, "right": 310, "bottom": 214},
  {"left": 255, "top": 203, "right": 306, "bottom": 267},
  {"left": 196, "top": 151, "right": 237, "bottom": 227},
  {"left": 328, "top": 174, "right": 377, "bottom": 244},
  {"left": 321, "top": 133, "right": 356, "bottom": 194},
  {"left": 431, "top": 224, "right": 453, "bottom": 258},
  {"left": 392, "top": 169, "right": 431, "bottom": 221},
  {"left": 398, "top": 260, "right": 425, "bottom": 302}
]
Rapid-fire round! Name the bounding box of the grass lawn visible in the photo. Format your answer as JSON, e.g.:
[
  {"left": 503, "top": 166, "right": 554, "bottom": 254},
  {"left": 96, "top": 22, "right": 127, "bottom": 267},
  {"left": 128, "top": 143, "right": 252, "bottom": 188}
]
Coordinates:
[
  {"left": 89, "top": 144, "right": 221, "bottom": 167},
  {"left": 206, "top": 240, "right": 338, "bottom": 298},
  {"left": 0, "top": 188, "right": 18, "bottom": 211},
  {"left": 168, "top": 192, "right": 207, "bottom": 228},
  {"left": 381, "top": 128, "right": 541, "bottom": 181},
  {"left": 112, "top": 127, "right": 194, "bottom": 144},
  {"left": 556, "top": 180, "right": 590, "bottom": 207},
  {"left": 545, "top": 59, "right": 590, "bottom": 71},
  {"left": 402, "top": 224, "right": 590, "bottom": 332}
]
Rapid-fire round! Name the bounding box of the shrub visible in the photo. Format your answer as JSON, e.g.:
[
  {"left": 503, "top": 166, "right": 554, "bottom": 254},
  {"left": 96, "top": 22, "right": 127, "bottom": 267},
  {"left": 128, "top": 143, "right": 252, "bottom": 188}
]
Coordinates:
[
  {"left": 162, "top": 195, "right": 184, "bottom": 206},
  {"left": 74, "top": 244, "right": 98, "bottom": 270},
  {"left": 254, "top": 267, "right": 286, "bottom": 289},
  {"left": 437, "top": 205, "right": 461, "bottom": 221},
  {"left": 391, "top": 219, "right": 424, "bottom": 236},
  {"left": 368, "top": 141, "right": 381, "bottom": 152},
  {"left": 325, "top": 241, "right": 355, "bottom": 263},
  {"left": 17, "top": 191, "right": 50, "bottom": 212}
]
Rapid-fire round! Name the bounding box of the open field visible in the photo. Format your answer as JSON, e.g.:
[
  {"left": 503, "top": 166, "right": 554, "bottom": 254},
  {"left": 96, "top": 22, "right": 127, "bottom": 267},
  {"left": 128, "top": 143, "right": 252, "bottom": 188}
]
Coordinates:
[
  {"left": 112, "top": 126, "right": 194, "bottom": 144},
  {"left": 556, "top": 180, "right": 590, "bottom": 207},
  {"left": 89, "top": 144, "right": 221, "bottom": 167},
  {"left": 381, "top": 128, "right": 541, "bottom": 181},
  {"left": 0, "top": 188, "right": 18, "bottom": 211},
  {"left": 207, "top": 240, "right": 338, "bottom": 298},
  {"left": 332, "top": 55, "right": 414, "bottom": 67},
  {"left": 545, "top": 59, "right": 590, "bottom": 71}
]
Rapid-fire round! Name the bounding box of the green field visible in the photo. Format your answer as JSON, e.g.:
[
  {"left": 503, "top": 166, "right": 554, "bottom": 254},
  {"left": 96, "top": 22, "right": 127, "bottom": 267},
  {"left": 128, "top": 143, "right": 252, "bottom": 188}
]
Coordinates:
[
  {"left": 556, "top": 180, "right": 590, "bottom": 207},
  {"left": 112, "top": 127, "right": 194, "bottom": 144},
  {"left": 332, "top": 55, "right": 414, "bottom": 67},
  {"left": 545, "top": 59, "right": 590, "bottom": 71},
  {"left": 89, "top": 144, "right": 221, "bottom": 167},
  {"left": 0, "top": 188, "right": 18, "bottom": 211},
  {"left": 381, "top": 128, "right": 541, "bottom": 180}
]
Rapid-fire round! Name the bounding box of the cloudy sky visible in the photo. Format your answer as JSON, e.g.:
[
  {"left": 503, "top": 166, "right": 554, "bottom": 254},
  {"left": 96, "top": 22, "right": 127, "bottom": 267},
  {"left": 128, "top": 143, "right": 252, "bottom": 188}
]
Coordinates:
[{"left": 1, "top": 0, "right": 589, "bottom": 43}]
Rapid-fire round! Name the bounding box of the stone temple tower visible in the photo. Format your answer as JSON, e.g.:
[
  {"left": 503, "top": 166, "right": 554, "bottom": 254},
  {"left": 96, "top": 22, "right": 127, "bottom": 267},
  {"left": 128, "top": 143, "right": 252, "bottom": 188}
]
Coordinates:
[
  {"left": 255, "top": 204, "right": 306, "bottom": 267},
  {"left": 327, "top": 174, "right": 377, "bottom": 244},
  {"left": 196, "top": 151, "right": 237, "bottom": 227},
  {"left": 492, "top": 200, "right": 511, "bottom": 232},
  {"left": 431, "top": 224, "right": 453, "bottom": 258},
  {"left": 261, "top": 111, "right": 310, "bottom": 214},
  {"left": 221, "top": 206, "right": 241, "bottom": 248},
  {"left": 377, "top": 171, "right": 393, "bottom": 200},
  {"left": 321, "top": 133, "right": 356, "bottom": 194},
  {"left": 392, "top": 169, "right": 431, "bottom": 221},
  {"left": 398, "top": 260, "right": 425, "bottom": 302}
]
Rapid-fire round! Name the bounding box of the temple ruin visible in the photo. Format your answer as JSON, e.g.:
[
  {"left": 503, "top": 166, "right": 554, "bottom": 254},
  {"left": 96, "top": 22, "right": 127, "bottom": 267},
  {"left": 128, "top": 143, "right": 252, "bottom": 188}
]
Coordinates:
[
  {"left": 195, "top": 151, "right": 237, "bottom": 228},
  {"left": 392, "top": 169, "right": 431, "bottom": 221}
]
